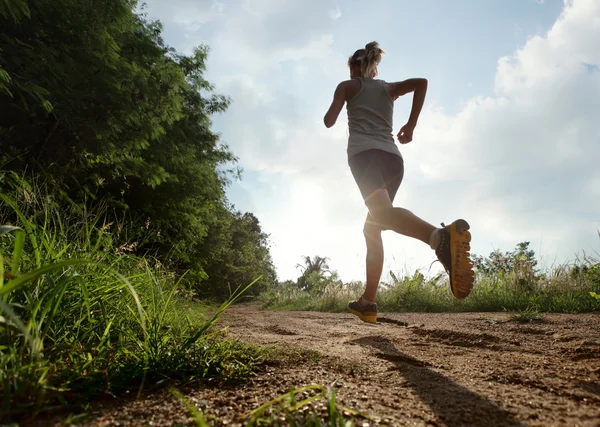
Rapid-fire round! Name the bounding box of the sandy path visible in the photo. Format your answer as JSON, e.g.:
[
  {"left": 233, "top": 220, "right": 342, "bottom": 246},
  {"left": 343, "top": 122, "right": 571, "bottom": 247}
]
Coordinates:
[
  {"left": 36, "top": 305, "right": 600, "bottom": 426},
  {"left": 216, "top": 305, "right": 600, "bottom": 426}
]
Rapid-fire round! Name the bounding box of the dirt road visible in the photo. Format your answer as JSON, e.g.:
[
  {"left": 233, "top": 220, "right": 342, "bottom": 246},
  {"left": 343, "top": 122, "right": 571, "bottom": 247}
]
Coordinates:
[{"left": 85, "top": 305, "right": 599, "bottom": 426}]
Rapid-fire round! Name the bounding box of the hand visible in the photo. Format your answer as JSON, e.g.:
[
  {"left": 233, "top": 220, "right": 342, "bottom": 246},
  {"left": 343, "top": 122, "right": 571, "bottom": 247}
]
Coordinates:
[{"left": 397, "top": 123, "right": 415, "bottom": 144}]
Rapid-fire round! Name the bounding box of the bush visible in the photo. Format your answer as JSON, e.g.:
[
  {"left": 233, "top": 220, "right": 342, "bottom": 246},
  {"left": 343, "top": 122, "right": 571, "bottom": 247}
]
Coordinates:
[
  {"left": 262, "top": 242, "right": 600, "bottom": 314},
  {"left": 0, "top": 184, "right": 263, "bottom": 421}
]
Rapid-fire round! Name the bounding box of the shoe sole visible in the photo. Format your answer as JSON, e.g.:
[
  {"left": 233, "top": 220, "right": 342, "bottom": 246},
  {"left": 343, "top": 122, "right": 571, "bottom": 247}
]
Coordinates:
[
  {"left": 449, "top": 219, "right": 474, "bottom": 300},
  {"left": 347, "top": 307, "right": 377, "bottom": 324}
]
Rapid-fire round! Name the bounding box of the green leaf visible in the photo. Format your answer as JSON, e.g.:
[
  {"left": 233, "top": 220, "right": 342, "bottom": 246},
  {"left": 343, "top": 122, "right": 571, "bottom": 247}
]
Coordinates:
[
  {"left": 11, "top": 229, "right": 25, "bottom": 275},
  {"left": 0, "top": 225, "right": 21, "bottom": 236},
  {"left": 0, "top": 298, "right": 40, "bottom": 357},
  {"left": 0, "top": 68, "right": 11, "bottom": 83},
  {"left": 0, "top": 260, "right": 88, "bottom": 297},
  {"left": 0, "top": 250, "right": 4, "bottom": 286},
  {"left": 42, "top": 100, "right": 54, "bottom": 113}
]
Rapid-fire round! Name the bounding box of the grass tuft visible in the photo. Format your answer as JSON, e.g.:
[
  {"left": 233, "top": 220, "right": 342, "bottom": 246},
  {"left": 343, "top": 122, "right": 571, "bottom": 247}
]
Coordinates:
[
  {"left": 508, "top": 309, "right": 545, "bottom": 324},
  {"left": 244, "top": 383, "right": 367, "bottom": 427},
  {"left": 0, "top": 177, "right": 263, "bottom": 422},
  {"left": 261, "top": 256, "right": 600, "bottom": 315}
]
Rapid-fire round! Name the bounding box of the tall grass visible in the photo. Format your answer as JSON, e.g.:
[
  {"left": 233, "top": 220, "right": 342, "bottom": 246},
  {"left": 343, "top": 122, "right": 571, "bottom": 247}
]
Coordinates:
[
  {"left": 261, "top": 256, "right": 600, "bottom": 314},
  {"left": 0, "top": 175, "right": 263, "bottom": 421}
]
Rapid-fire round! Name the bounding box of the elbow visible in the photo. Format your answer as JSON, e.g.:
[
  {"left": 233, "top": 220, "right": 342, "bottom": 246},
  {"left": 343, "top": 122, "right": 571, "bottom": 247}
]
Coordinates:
[{"left": 324, "top": 117, "right": 335, "bottom": 128}]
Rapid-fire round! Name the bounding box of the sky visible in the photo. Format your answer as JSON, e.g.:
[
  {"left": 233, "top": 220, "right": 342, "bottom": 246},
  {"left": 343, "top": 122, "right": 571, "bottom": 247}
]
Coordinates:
[{"left": 140, "top": 0, "right": 600, "bottom": 283}]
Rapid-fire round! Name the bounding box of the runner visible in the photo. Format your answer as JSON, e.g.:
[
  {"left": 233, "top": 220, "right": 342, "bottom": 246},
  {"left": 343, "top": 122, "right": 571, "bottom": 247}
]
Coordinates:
[{"left": 323, "top": 41, "right": 474, "bottom": 323}]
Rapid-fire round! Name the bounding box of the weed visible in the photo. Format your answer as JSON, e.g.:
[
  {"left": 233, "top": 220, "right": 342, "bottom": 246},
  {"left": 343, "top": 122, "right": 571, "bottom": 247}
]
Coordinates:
[
  {"left": 0, "top": 188, "right": 262, "bottom": 421},
  {"left": 170, "top": 388, "right": 209, "bottom": 427},
  {"left": 243, "top": 383, "right": 367, "bottom": 427},
  {"left": 508, "top": 309, "right": 545, "bottom": 324},
  {"left": 261, "top": 259, "right": 600, "bottom": 315}
]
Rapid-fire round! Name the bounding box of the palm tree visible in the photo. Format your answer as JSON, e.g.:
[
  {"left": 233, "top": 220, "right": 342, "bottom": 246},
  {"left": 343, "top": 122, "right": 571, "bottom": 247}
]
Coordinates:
[
  {"left": 296, "top": 255, "right": 331, "bottom": 291},
  {"left": 296, "top": 255, "right": 331, "bottom": 275}
]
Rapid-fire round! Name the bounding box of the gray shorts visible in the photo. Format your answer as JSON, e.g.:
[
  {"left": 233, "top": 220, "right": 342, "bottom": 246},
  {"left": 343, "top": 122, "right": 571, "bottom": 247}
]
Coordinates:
[{"left": 348, "top": 149, "right": 404, "bottom": 203}]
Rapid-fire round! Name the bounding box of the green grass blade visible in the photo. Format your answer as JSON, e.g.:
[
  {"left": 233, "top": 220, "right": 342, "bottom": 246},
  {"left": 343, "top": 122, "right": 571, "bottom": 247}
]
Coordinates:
[
  {"left": 159, "top": 269, "right": 187, "bottom": 325},
  {"left": 183, "top": 276, "right": 263, "bottom": 348},
  {"left": 170, "top": 388, "right": 209, "bottom": 427},
  {"left": 0, "top": 194, "right": 41, "bottom": 268},
  {"left": 76, "top": 275, "right": 92, "bottom": 323},
  {"left": 244, "top": 384, "right": 326, "bottom": 422},
  {"left": 0, "top": 225, "right": 21, "bottom": 236},
  {"left": 110, "top": 271, "right": 146, "bottom": 333},
  {"left": 289, "top": 393, "right": 326, "bottom": 411},
  {"left": 11, "top": 229, "right": 26, "bottom": 275},
  {"left": 0, "top": 298, "right": 40, "bottom": 357},
  {"left": 328, "top": 387, "right": 337, "bottom": 426},
  {"left": 40, "top": 274, "right": 73, "bottom": 339},
  {"left": 0, "top": 250, "right": 4, "bottom": 288},
  {"left": 0, "top": 260, "right": 88, "bottom": 297},
  {"left": 89, "top": 318, "right": 115, "bottom": 367}
]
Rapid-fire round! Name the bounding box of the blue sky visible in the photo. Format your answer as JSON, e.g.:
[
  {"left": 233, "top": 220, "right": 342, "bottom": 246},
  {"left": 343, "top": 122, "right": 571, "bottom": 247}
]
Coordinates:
[{"left": 142, "top": 0, "right": 599, "bottom": 283}]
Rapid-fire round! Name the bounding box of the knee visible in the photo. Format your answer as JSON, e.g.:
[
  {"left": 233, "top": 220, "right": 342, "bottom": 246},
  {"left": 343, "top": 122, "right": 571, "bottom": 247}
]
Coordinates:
[
  {"left": 369, "top": 207, "right": 394, "bottom": 229},
  {"left": 363, "top": 220, "right": 382, "bottom": 241}
]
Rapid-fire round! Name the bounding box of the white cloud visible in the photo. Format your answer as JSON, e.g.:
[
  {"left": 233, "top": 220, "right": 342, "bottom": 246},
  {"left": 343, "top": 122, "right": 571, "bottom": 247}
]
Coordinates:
[
  {"left": 399, "top": 0, "right": 600, "bottom": 268},
  {"left": 199, "top": 0, "right": 340, "bottom": 73},
  {"left": 329, "top": 6, "right": 342, "bottom": 20},
  {"left": 141, "top": 0, "right": 224, "bottom": 29},
  {"left": 144, "top": 0, "right": 600, "bottom": 283},
  {"left": 234, "top": 0, "right": 600, "bottom": 281}
]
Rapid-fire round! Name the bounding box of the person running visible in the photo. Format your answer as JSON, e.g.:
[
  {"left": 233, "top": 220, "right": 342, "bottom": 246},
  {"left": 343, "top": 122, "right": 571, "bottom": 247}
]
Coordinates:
[{"left": 323, "top": 41, "right": 474, "bottom": 324}]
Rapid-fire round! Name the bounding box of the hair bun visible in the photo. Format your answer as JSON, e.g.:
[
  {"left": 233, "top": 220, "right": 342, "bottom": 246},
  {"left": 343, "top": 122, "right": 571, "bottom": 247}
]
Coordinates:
[
  {"left": 365, "top": 41, "right": 383, "bottom": 54},
  {"left": 348, "top": 41, "right": 385, "bottom": 78}
]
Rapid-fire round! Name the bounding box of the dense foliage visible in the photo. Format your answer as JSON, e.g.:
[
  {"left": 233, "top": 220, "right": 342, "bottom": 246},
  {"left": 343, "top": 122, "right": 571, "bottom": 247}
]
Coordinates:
[
  {"left": 0, "top": 0, "right": 277, "bottom": 418},
  {"left": 0, "top": 187, "right": 264, "bottom": 419},
  {"left": 262, "top": 243, "right": 600, "bottom": 314},
  {"left": 0, "top": 0, "right": 276, "bottom": 297}
]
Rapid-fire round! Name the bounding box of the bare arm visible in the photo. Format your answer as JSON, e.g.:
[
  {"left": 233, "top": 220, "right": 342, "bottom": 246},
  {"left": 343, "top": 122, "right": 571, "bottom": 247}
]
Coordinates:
[
  {"left": 390, "top": 78, "right": 428, "bottom": 125},
  {"left": 323, "top": 82, "right": 346, "bottom": 128},
  {"left": 390, "top": 78, "right": 428, "bottom": 144}
]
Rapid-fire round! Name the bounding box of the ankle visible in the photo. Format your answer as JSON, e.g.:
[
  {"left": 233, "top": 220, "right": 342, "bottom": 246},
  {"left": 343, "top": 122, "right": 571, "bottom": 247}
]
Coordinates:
[
  {"left": 429, "top": 228, "right": 442, "bottom": 250},
  {"left": 360, "top": 296, "right": 376, "bottom": 306}
]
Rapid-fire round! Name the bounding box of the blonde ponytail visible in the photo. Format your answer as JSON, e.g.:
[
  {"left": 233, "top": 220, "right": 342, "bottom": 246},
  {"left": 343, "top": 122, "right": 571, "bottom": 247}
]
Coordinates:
[{"left": 348, "top": 41, "right": 385, "bottom": 78}]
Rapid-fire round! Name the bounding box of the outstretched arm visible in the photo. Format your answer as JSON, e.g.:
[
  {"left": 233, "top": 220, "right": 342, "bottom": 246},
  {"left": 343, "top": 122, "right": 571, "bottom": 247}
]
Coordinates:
[
  {"left": 390, "top": 78, "right": 428, "bottom": 144},
  {"left": 323, "top": 82, "right": 346, "bottom": 128}
]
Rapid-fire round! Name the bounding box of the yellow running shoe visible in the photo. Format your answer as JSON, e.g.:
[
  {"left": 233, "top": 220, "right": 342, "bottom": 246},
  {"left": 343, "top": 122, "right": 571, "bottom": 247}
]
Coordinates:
[
  {"left": 435, "top": 219, "right": 474, "bottom": 299},
  {"left": 347, "top": 300, "right": 377, "bottom": 324}
]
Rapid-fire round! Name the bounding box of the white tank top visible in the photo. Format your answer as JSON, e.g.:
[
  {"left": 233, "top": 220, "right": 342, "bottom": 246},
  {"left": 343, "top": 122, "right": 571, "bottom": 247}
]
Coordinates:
[{"left": 346, "top": 77, "right": 402, "bottom": 159}]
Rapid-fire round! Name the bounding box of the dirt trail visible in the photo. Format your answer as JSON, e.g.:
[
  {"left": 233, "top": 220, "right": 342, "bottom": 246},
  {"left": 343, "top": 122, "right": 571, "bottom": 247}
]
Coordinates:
[{"left": 64, "top": 305, "right": 600, "bottom": 426}]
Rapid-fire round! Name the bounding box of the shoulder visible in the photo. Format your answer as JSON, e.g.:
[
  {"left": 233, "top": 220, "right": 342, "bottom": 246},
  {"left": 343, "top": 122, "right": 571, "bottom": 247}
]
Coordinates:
[
  {"left": 336, "top": 79, "right": 362, "bottom": 100},
  {"left": 336, "top": 79, "right": 361, "bottom": 90},
  {"left": 377, "top": 79, "right": 395, "bottom": 99}
]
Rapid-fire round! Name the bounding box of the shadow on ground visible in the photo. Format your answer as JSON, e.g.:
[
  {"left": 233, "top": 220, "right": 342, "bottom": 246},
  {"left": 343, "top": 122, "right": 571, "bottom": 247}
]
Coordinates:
[{"left": 350, "top": 335, "right": 523, "bottom": 427}]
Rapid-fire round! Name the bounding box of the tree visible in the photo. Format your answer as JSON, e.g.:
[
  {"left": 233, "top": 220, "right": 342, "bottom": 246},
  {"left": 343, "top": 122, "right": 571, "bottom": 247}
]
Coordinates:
[
  {"left": 296, "top": 255, "right": 331, "bottom": 292},
  {"left": 0, "top": 0, "right": 276, "bottom": 300},
  {"left": 472, "top": 242, "right": 539, "bottom": 288},
  {"left": 199, "top": 209, "right": 277, "bottom": 300}
]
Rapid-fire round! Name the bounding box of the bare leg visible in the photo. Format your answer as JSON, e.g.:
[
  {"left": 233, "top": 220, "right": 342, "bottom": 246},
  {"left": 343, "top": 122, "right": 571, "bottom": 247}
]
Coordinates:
[
  {"left": 352, "top": 189, "right": 473, "bottom": 310},
  {"left": 360, "top": 189, "right": 437, "bottom": 303},
  {"left": 362, "top": 214, "right": 384, "bottom": 303},
  {"left": 366, "top": 189, "right": 436, "bottom": 245}
]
